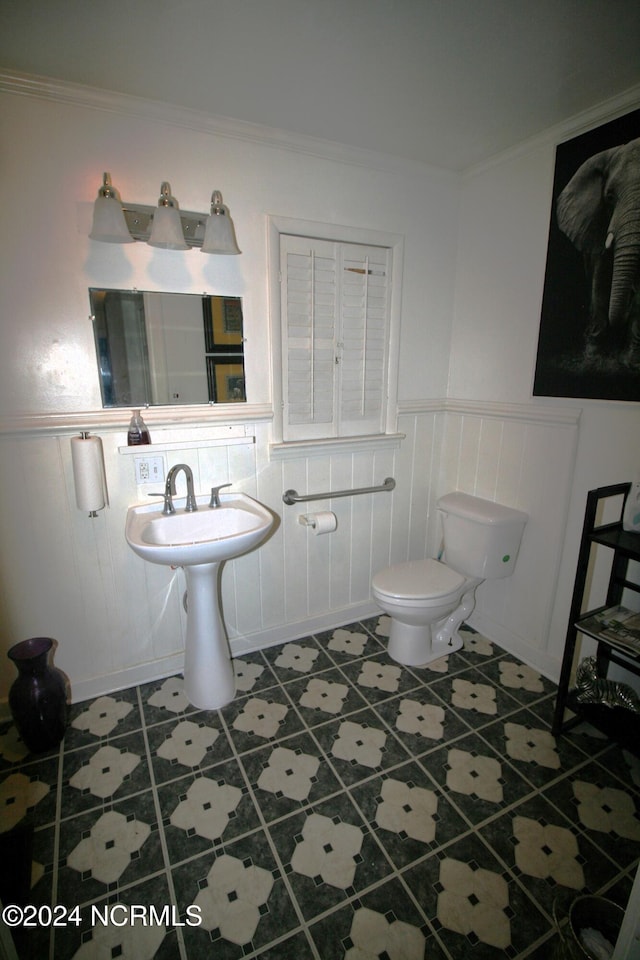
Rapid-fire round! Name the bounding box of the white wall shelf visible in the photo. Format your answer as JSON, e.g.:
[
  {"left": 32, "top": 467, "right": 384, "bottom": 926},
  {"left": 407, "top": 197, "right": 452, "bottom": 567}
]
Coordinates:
[{"left": 118, "top": 436, "right": 255, "bottom": 455}]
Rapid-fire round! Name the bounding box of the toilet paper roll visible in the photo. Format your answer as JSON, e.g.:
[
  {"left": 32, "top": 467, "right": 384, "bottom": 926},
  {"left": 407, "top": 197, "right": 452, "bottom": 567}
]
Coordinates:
[
  {"left": 307, "top": 511, "right": 338, "bottom": 535},
  {"left": 71, "top": 434, "right": 108, "bottom": 515}
]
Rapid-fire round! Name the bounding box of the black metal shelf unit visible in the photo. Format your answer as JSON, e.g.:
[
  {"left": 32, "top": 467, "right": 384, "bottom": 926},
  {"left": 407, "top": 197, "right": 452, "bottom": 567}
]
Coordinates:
[{"left": 552, "top": 482, "right": 640, "bottom": 756}]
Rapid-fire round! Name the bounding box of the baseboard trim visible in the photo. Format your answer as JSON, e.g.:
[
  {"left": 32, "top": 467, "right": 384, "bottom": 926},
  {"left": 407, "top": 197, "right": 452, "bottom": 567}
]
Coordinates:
[
  {"left": 0, "top": 602, "right": 383, "bottom": 711},
  {"left": 468, "top": 612, "right": 561, "bottom": 683},
  {"left": 228, "top": 602, "right": 381, "bottom": 657}
]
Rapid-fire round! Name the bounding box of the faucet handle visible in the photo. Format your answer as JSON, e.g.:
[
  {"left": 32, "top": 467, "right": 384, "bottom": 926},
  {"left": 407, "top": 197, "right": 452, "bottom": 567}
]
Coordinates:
[
  {"left": 209, "top": 483, "right": 232, "bottom": 508},
  {"left": 148, "top": 491, "right": 175, "bottom": 515}
]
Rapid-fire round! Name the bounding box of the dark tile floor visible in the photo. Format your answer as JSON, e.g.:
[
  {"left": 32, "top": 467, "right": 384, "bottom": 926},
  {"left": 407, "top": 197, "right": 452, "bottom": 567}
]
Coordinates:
[{"left": 1, "top": 618, "right": 639, "bottom": 959}]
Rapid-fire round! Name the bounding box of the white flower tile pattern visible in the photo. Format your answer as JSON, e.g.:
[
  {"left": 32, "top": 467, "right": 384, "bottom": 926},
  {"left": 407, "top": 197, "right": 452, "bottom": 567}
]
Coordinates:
[
  {"left": 573, "top": 780, "right": 640, "bottom": 839},
  {"left": 437, "top": 857, "right": 511, "bottom": 950},
  {"left": 451, "top": 677, "right": 497, "bottom": 715},
  {"left": 232, "top": 697, "right": 289, "bottom": 739},
  {"left": 233, "top": 658, "right": 265, "bottom": 692},
  {"left": 328, "top": 628, "right": 369, "bottom": 657},
  {"left": 291, "top": 812, "right": 363, "bottom": 888},
  {"left": 69, "top": 745, "right": 140, "bottom": 799},
  {"left": 499, "top": 660, "right": 545, "bottom": 693},
  {"left": 375, "top": 778, "right": 438, "bottom": 843},
  {"left": 446, "top": 747, "right": 504, "bottom": 803},
  {"left": 72, "top": 908, "right": 166, "bottom": 959},
  {"left": 3, "top": 617, "right": 639, "bottom": 960},
  {"left": 346, "top": 906, "right": 425, "bottom": 960},
  {"left": 512, "top": 815, "right": 585, "bottom": 888},
  {"left": 0, "top": 771, "right": 50, "bottom": 831},
  {"left": 299, "top": 677, "right": 349, "bottom": 715},
  {"left": 193, "top": 853, "right": 273, "bottom": 944},
  {"left": 257, "top": 746, "right": 319, "bottom": 801},
  {"left": 147, "top": 676, "right": 190, "bottom": 714},
  {"left": 156, "top": 720, "right": 219, "bottom": 767},
  {"left": 505, "top": 721, "right": 561, "bottom": 769},
  {"left": 71, "top": 696, "right": 133, "bottom": 737},
  {"left": 357, "top": 660, "right": 402, "bottom": 693},
  {"left": 332, "top": 720, "right": 387, "bottom": 768},
  {"left": 170, "top": 777, "right": 242, "bottom": 841},
  {"left": 462, "top": 631, "right": 494, "bottom": 657},
  {"left": 274, "top": 642, "right": 319, "bottom": 673},
  {"left": 0, "top": 726, "right": 30, "bottom": 764},
  {"left": 396, "top": 698, "right": 445, "bottom": 741},
  {"left": 67, "top": 810, "right": 150, "bottom": 884}
]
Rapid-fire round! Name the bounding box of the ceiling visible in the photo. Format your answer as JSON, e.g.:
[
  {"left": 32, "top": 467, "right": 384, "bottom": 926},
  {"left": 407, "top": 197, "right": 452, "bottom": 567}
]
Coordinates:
[{"left": 2, "top": 0, "right": 640, "bottom": 170}]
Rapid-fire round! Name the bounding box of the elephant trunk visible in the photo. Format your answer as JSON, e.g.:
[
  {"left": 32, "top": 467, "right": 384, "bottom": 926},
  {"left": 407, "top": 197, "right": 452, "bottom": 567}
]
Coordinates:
[{"left": 607, "top": 211, "right": 640, "bottom": 329}]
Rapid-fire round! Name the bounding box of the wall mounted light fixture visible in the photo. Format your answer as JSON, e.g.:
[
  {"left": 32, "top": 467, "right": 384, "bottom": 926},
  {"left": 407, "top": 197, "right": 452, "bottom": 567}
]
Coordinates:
[
  {"left": 89, "top": 172, "right": 241, "bottom": 254},
  {"left": 147, "top": 182, "right": 188, "bottom": 250}
]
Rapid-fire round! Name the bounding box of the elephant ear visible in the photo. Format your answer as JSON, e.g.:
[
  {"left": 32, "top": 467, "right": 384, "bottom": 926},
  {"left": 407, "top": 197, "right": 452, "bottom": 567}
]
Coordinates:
[{"left": 556, "top": 146, "right": 617, "bottom": 252}]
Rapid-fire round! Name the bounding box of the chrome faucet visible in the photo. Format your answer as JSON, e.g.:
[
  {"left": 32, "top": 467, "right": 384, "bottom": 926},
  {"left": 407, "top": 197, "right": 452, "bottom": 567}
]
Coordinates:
[
  {"left": 149, "top": 463, "right": 198, "bottom": 514},
  {"left": 166, "top": 463, "right": 198, "bottom": 513}
]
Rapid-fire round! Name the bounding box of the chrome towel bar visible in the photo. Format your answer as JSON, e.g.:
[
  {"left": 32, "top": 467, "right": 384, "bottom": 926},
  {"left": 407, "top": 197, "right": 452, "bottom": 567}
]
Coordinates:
[{"left": 283, "top": 477, "right": 395, "bottom": 505}]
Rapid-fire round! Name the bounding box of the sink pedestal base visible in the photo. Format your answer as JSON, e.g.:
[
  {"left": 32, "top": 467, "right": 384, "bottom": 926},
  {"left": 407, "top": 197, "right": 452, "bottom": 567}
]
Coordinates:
[{"left": 183, "top": 562, "right": 235, "bottom": 710}]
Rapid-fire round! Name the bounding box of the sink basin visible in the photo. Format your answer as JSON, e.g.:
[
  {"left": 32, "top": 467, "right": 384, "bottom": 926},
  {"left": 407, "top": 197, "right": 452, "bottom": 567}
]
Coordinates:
[{"left": 125, "top": 493, "right": 274, "bottom": 567}]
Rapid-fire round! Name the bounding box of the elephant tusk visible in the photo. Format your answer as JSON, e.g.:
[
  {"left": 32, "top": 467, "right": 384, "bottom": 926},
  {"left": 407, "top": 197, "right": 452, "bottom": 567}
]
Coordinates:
[{"left": 605, "top": 231, "right": 614, "bottom": 249}]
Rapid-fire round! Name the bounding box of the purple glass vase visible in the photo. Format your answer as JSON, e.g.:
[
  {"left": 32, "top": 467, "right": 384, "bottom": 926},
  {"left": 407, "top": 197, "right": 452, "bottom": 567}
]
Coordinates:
[{"left": 7, "top": 638, "right": 68, "bottom": 753}]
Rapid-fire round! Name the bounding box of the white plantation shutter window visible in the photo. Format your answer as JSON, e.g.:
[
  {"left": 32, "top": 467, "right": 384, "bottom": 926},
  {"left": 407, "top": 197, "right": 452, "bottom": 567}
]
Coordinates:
[
  {"left": 280, "top": 234, "right": 391, "bottom": 441},
  {"left": 339, "top": 243, "right": 390, "bottom": 437}
]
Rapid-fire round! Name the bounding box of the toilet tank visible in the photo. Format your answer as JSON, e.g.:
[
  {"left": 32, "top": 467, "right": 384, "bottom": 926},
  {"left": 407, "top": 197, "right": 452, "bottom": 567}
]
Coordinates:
[{"left": 437, "top": 492, "right": 528, "bottom": 579}]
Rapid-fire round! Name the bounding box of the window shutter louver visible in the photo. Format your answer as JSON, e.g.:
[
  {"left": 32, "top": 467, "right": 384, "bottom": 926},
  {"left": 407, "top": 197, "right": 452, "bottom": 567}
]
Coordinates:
[
  {"left": 281, "top": 235, "right": 338, "bottom": 439},
  {"left": 339, "top": 244, "right": 390, "bottom": 437}
]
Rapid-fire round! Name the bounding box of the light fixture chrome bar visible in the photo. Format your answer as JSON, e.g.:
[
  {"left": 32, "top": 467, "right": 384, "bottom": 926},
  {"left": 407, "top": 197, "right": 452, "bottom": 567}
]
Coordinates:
[
  {"left": 121, "top": 204, "right": 207, "bottom": 247},
  {"left": 282, "top": 477, "right": 395, "bottom": 505}
]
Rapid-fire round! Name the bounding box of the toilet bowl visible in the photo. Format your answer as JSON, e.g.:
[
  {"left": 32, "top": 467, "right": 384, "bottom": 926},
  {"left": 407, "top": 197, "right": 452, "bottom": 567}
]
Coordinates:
[
  {"left": 372, "top": 558, "right": 475, "bottom": 666},
  {"left": 372, "top": 492, "right": 528, "bottom": 667}
]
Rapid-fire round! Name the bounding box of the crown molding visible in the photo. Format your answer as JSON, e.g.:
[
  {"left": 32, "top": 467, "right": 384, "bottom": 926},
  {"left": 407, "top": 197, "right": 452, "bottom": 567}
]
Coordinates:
[
  {"left": 465, "top": 82, "right": 640, "bottom": 179},
  {"left": 0, "top": 69, "right": 455, "bottom": 182}
]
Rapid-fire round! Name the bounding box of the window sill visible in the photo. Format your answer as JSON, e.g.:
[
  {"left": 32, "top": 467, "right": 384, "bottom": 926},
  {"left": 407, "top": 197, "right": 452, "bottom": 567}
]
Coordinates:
[{"left": 269, "top": 433, "right": 405, "bottom": 460}]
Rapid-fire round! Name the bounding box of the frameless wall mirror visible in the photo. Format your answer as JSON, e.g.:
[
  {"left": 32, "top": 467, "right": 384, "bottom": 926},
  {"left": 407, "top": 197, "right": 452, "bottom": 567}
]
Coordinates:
[{"left": 90, "top": 289, "right": 245, "bottom": 407}]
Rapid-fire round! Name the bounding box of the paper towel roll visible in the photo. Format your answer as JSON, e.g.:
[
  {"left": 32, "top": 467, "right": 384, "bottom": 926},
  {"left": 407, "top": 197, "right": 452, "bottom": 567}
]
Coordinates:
[
  {"left": 71, "top": 434, "right": 108, "bottom": 515},
  {"left": 307, "top": 511, "right": 337, "bottom": 535}
]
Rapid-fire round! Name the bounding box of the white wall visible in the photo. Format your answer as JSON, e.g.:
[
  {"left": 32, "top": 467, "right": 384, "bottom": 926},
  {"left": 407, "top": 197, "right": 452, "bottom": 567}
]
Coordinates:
[
  {"left": 0, "top": 80, "right": 458, "bottom": 416},
  {"left": 451, "top": 101, "right": 640, "bottom": 675},
  {"left": 1, "top": 74, "right": 639, "bottom": 709},
  {"left": 0, "top": 77, "right": 460, "bottom": 704}
]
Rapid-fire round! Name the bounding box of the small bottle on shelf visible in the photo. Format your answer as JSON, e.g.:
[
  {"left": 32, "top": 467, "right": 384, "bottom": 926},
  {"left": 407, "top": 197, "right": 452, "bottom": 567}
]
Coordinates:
[
  {"left": 623, "top": 474, "right": 640, "bottom": 532},
  {"left": 127, "top": 409, "right": 151, "bottom": 446}
]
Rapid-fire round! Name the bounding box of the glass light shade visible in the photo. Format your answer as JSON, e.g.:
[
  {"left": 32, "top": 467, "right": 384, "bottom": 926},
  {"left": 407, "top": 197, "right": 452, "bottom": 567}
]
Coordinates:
[
  {"left": 201, "top": 191, "right": 241, "bottom": 255},
  {"left": 89, "top": 173, "right": 133, "bottom": 244},
  {"left": 147, "top": 182, "right": 188, "bottom": 250}
]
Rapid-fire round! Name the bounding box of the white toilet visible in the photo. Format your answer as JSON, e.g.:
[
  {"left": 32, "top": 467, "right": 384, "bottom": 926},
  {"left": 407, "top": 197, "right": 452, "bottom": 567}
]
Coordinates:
[{"left": 372, "top": 492, "right": 528, "bottom": 666}]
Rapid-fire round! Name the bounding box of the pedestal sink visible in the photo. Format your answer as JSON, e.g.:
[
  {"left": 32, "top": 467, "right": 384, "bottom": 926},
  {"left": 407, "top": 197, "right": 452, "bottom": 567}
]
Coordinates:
[{"left": 125, "top": 493, "right": 274, "bottom": 710}]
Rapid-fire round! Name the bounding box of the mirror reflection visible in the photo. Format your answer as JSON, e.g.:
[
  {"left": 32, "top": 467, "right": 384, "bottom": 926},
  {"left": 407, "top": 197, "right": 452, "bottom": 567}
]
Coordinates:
[{"left": 90, "top": 289, "right": 245, "bottom": 407}]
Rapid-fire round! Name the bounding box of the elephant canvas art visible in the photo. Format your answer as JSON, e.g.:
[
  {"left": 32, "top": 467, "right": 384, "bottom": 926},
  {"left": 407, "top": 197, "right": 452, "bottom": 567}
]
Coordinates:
[{"left": 534, "top": 107, "right": 640, "bottom": 401}]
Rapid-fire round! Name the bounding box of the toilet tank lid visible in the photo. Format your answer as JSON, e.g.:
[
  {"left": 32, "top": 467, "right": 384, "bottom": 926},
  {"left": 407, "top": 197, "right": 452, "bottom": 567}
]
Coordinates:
[{"left": 437, "top": 492, "right": 528, "bottom": 526}]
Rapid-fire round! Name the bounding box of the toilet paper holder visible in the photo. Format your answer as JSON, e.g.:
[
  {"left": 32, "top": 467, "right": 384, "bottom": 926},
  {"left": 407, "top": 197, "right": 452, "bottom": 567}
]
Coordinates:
[
  {"left": 298, "top": 513, "right": 328, "bottom": 528},
  {"left": 298, "top": 512, "right": 338, "bottom": 534}
]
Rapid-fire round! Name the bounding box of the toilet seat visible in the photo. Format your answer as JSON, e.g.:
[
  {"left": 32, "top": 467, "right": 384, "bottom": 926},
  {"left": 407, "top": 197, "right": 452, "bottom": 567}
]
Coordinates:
[{"left": 372, "top": 558, "right": 466, "bottom": 603}]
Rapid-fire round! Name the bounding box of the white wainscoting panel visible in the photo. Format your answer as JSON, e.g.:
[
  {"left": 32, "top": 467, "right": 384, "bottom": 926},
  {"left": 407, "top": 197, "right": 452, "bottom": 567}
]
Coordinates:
[
  {"left": 435, "top": 401, "right": 580, "bottom": 676},
  {"left": 0, "top": 401, "right": 579, "bottom": 706}
]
